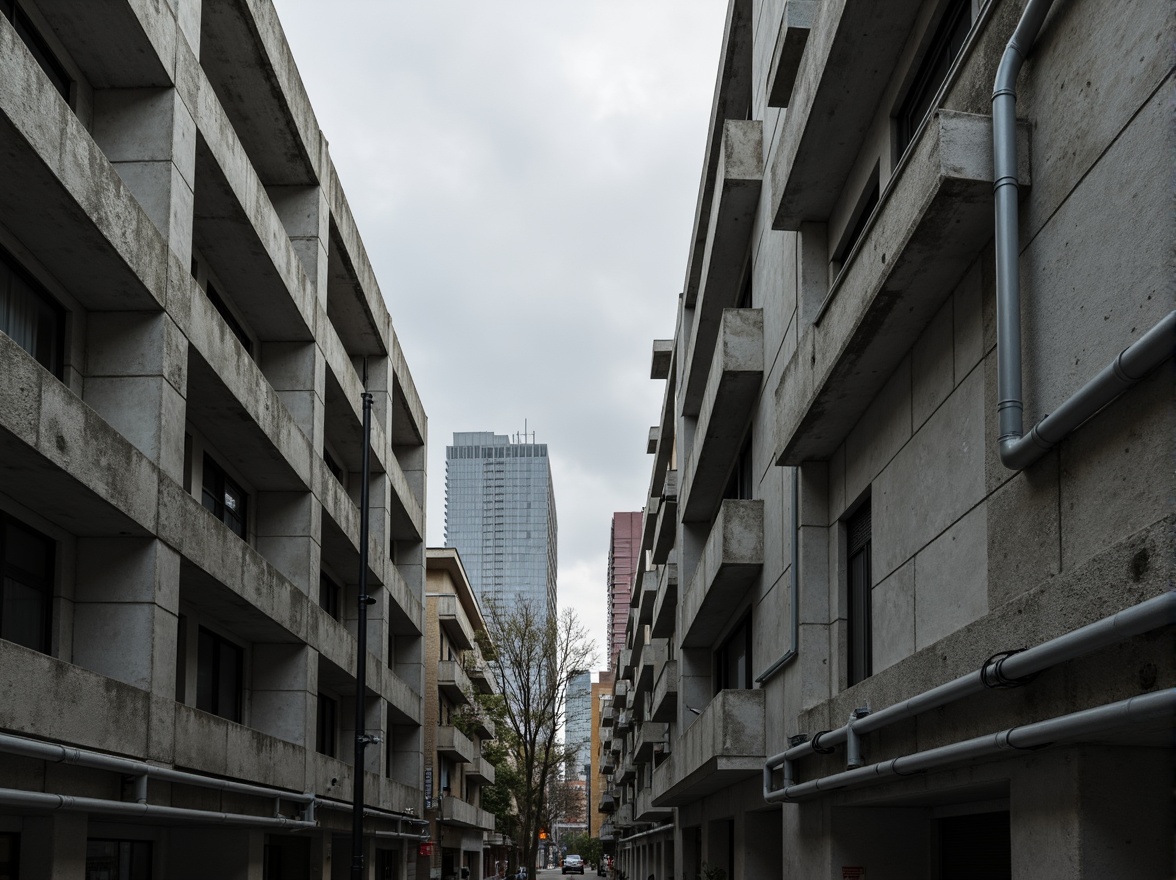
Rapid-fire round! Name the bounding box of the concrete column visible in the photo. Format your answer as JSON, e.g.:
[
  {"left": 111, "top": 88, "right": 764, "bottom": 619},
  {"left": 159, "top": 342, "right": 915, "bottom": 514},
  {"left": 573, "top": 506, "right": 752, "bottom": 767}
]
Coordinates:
[
  {"left": 267, "top": 185, "right": 330, "bottom": 308},
  {"left": 261, "top": 341, "right": 325, "bottom": 450},
  {"left": 172, "top": 0, "right": 201, "bottom": 55},
  {"left": 341, "top": 694, "right": 384, "bottom": 776},
  {"left": 21, "top": 814, "right": 86, "bottom": 880},
  {"left": 251, "top": 643, "right": 314, "bottom": 746},
  {"left": 84, "top": 311, "right": 188, "bottom": 482},
  {"left": 387, "top": 723, "right": 422, "bottom": 788},
  {"left": 92, "top": 87, "right": 196, "bottom": 264},
  {"left": 255, "top": 490, "right": 320, "bottom": 597},
  {"left": 72, "top": 538, "right": 180, "bottom": 697}
]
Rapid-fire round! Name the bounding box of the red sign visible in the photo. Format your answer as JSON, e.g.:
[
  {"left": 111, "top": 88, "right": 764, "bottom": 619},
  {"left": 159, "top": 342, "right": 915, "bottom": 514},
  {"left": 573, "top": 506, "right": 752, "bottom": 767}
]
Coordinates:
[{"left": 419, "top": 843, "right": 435, "bottom": 857}]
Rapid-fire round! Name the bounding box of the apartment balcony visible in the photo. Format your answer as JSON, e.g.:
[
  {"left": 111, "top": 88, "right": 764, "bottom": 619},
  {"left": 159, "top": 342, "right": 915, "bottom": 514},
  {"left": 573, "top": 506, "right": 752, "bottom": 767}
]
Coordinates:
[
  {"left": 635, "top": 787, "right": 672, "bottom": 824},
  {"left": 774, "top": 110, "right": 1031, "bottom": 463},
  {"left": 437, "top": 660, "right": 472, "bottom": 706},
  {"left": 651, "top": 562, "right": 678, "bottom": 639},
  {"left": 642, "top": 495, "right": 659, "bottom": 550},
  {"left": 652, "top": 689, "right": 765, "bottom": 807},
  {"left": 614, "top": 802, "right": 634, "bottom": 830},
  {"left": 466, "top": 659, "right": 498, "bottom": 695},
  {"left": 615, "top": 710, "right": 633, "bottom": 734},
  {"left": 770, "top": 0, "right": 931, "bottom": 230},
  {"left": 599, "top": 822, "right": 616, "bottom": 843},
  {"left": 440, "top": 795, "right": 495, "bottom": 831},
  {"left": 598, "top": 792, "right": 617, "bottom": 814},
  {"left": 635, "top": 569, "right": 658, "bottom": 626},
  {"left": 646, "top": 426, "right": 660, "bottom": 455},
  {"left": 435, "top": 726, "right": 476, "bottom": 764},
  {"left": 680, "top": 309, "right": 764, "bottom": 522},
  {"left": 617, "top": 756, "right": 636, "bottom": 785},
  {"left": 600, "top": 705, "right": 614, "bottom": 728},
  {"left": 434, "top": 593, "right": 475, "bottom": 650},
  {"left": 601, "top": 752, "right": 616, "bottom": 776},
  {"left": 609, "top": 736, "right": 623, "bottom": 756},
  {"left": 613, "top": 680, "right": 630, "bottom": 709},
  {"left": 651, "top": 470, "right": 678, "bottom": 566},
  {"left": 469, "top": 709, "right": 495, "bottom": 740},
  {"left": 637, "top": 639, "right": 668, "bottom": 695},
  {"left": 651, "top": 339, "right": 673, "bottom": 380},
  {"left": 467, "top": 756, "right": 496, "bottom": 785},
  {"left": 619, "top": 649, "right": 636, "bottom": 683},
  {"left": 766, "top": 0, "right": 817, "bottom": 108},
  {"left": 633, "top": 722, "right": 667, "bottom": 764},
  {"left": 680, "top": 500, "right": 764, "bottom": 648},
  {"left": 649, "top": 349, "right": 677, "bottom": 500},
  {"left": 682, "top": 121, "right": 764, "bottom": 415},
  {"left": 651, "top": 659, "right": 678, "bottom": 723}
]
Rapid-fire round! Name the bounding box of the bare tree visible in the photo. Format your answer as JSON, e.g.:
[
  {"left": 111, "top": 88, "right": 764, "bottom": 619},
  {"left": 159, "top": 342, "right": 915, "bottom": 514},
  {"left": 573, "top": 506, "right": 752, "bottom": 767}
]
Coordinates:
[{"left": 484, "top": 601, "right": 597, "bottom": 875}]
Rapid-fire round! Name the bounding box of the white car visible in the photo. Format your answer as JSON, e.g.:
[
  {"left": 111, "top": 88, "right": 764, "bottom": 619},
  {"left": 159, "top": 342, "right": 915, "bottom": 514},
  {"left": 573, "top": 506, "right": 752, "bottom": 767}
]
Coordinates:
[{"left": 562, "top": 854, "right": 585, "bottom": 875}]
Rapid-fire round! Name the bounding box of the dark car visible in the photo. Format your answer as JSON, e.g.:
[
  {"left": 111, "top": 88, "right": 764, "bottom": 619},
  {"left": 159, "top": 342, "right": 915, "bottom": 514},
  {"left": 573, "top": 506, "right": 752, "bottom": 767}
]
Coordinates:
[{"left": 563, "top": 854, "right": 585, "bottom": 875}]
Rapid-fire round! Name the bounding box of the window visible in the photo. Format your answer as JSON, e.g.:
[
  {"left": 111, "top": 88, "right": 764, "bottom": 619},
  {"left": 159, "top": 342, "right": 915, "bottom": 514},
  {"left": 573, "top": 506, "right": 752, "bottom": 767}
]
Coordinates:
[
  {"left": 319, "top": 573, "right": 340, "bottom": 620},
  {"left": 846, "top": 499, "right": 872, "bottom": 685},
  {"left": 0, "top": 245, "right": 64, "bottom": 377},
  {"left": 0, "top": 512, "right": 54, "bottom": 654},
  {"left": 833, "top": 167, "right": 880, "bottom": 271},
  {"left": 316, "top": 694, "right": 337, "bottom": 757},
  {"left": 714, "top": 614, "right": 752, "bottom": 694},
  {"left": 0, "top": 832, "right": 18, "bottom": 880},
  {"left": 723, "top": 434, "right": 753, "bottom": 501},
  {"left": 85, "top": 839, "right": 152, "bottom": 880},
  {"left": 201, "top": 454, "right": 247, "bottom": 538},
  {"left": 896, "top": 0, "right": 973, "bottom": 157},
  {"left": 323, "top": 447, "right": 343, "bottom": 482},
  {"left": 196, "top": 626, "right": 243, "bottom": 722},
  {"left": 0, "top": 1, "right": 69, "bottom": 101},
  {"left": 204, "top": 281, "right": 252, "bottom": 355}
]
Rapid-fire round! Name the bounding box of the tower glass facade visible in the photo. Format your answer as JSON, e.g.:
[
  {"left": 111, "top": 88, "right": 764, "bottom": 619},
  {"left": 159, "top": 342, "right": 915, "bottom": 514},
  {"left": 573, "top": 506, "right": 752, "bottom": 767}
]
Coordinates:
[{"left": 444, "top": 431, "right": 558, "bottom": 621}]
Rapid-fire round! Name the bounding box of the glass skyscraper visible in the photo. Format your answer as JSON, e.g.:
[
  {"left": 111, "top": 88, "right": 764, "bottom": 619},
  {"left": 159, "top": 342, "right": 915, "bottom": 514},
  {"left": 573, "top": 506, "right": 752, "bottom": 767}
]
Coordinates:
[{"left": 444, "top": 431, "right": 558, "bottom": 621}]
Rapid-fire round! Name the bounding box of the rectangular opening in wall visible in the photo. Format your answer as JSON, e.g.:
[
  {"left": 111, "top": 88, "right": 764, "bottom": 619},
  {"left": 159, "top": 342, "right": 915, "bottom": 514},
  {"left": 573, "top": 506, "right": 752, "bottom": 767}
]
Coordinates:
[
  {"left": 316, "top": 693, "right": 338, "bottom": 757},
  {"left": 0, "top": 511, "right": 54, "bottom": 654},
  {"left": 832, "top": 167, "right": 880, "bottom": 278},
  {"left": 714, "top": 613, "right": 752, "bottom": 694},
  {"left": 85, "top": 839, "right": 152, "bottom": 880},
  {"left": 895, "top": 0, "right": 974, "bottom": 159},
  {"left": 0, "top": 831, "right": 18, "bottom": 880},
  {"left": 0, "top": 1, "right": 70, "bottom": 102},
  {"left": 201, "top": 453, "right": 247, "bottom": 539},
  {"left": 0, "top": 244, "right": 65, "bottom": 378},
  {"left": 846, "top": 498, "right": 872, "bottom": 685},
  {"left": 937, "top": 811, "right": 1011, "bottom": 880},
  {"left": 196, "top": 625, "right": 243, "bottom": 723}
]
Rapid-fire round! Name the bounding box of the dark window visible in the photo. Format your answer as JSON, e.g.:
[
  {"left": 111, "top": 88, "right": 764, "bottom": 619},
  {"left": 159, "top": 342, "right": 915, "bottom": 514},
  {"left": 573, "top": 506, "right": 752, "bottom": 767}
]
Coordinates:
[
  {"left": 896, "top": 0, "right": 973, "bottom": 157},
  {"left": 316, "top": 694, "right": 337, "bottom": 757},
  {"left": 323, "top": 447, "right": 343, "bottom": 482},
  {"left": 0, "top": 512, "right": 54, "bottom": 654},
  {"left": 204, "top": 282, "right": 252, "bottom": 355},
  {"left": 847, "top": 499, "right": 872, "bottom": 685},
  {"left": 201, "top": 454, "right": 247, "bottom": 538},
  {"left": 0, "top": 831, "right": 18, "bottom": 880},
  {"left": 85, "top": 839, "right": 152, "bottom": 880},
  {"left": 0, "top": 245, "right": 65, "bottom": 377},
  {"left": 196, "top": 626, "right": 243, "bottom": 722},
  {"left": 319, "top": 573, "right": 340, "bottom": 620},
  {"left": 714, "top": 614, "right": 752, "bottom": 694},
  {"left": 0, "top": 1, "right": 69, "bottom": 101},
  {"left": 833, "top": 170, "right": 880, "bottom": 269},
  {"left": 723, "top": 434, "right": 754, "bottom": 501}
]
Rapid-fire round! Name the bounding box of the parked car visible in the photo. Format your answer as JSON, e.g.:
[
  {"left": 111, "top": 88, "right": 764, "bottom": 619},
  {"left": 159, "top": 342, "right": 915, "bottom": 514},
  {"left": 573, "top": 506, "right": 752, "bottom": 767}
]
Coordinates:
[{"left": 563, "top": 854, "right": 585, "bottom": 875}]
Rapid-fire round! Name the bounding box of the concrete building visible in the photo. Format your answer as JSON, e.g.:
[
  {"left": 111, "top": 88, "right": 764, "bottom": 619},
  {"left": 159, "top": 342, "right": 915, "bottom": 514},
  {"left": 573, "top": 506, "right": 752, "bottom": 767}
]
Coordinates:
[
  {"left": 606, "top": 512, "right": 642, "bottom": 672},
  {"left": 422, "top": 549, "right": 499, "bottom": 880},
  {"left": 0, "top": 1, "right": 431, "bottom": 877},
  {"left": 607, "top": 0, "right": 1175, "bottom": 878},
  {"left": 444, "top": 432, "right": 558, "bottom": 622}
]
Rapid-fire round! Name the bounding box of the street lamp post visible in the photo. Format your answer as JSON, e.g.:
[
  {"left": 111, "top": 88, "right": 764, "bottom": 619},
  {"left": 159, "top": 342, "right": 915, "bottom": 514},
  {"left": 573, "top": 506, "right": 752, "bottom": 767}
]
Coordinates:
[{"left": 351, "top": 392, "right": 376, "bottom": 880}]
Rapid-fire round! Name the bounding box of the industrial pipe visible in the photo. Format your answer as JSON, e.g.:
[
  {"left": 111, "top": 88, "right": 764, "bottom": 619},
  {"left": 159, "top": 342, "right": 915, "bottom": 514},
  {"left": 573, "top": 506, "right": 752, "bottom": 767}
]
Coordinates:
[
  {"left": 617, "top": 822, "right": 674, "bottom": 844},
  {"left": 756, "top": 467, "right": 800, "bottom": 683},
  {"left": 766, "top": 689, "right": 1174, "bottom": 802},
  {"left": 991, "top": 0, "right": 1176, "bottom": 469}
]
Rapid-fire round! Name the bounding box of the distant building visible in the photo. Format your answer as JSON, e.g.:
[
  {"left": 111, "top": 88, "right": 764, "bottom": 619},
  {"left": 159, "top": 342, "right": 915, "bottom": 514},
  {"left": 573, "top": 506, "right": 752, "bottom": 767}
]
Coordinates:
[
  {"left": 589, "top": 670, "right": 616, "bottom": 839},
  {"left": 445, "top": 432, "right": 558, "bottom": 621},
  {"left": 564, "top": 669, "right": 592, "bottom": 782},
  {"left": 607, "top": 512, "right": 642, "bottom": 670},
  {"left": 423, "top": 549, "right": 500, "bottom": 880}
]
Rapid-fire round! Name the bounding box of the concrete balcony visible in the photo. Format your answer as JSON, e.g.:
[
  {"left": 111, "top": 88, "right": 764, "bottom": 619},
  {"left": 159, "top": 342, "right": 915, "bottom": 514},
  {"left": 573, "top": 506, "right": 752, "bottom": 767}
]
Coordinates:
[
  {"left": 635, "top": 568, "right": 658, "bottom": 626},
  {"left": 766, "top": 0, "right": 817, "bottom": 108},
  {"left": 652, "top": 689, "right": 765, "bottom": 807},
  {"left": 642, "top": 495, "right": 659, "bottom": 550},
  {"left": 775, "top": 110, "right": 1031, "bottom": 463},
  {"left": 436, "top": 726, "right": 476, "bottom": 764},
  {"left": 601, "top": 752, "right": 616, "bottom": 775},
  {"left": 598, "top": 792, "right": 617, "bottom": 814},
  {"left": 615, "top": 710, "right": 633, "bottom": 734},
  {"left": 680, "top": 500, "right": 764, "bottom": 648},
  {"left": 619, "top": 648, "right": 636, "bottom": 683},
  {"left": 651, "top": 470, "right": 678, "bottom": 566},
  {"left": 651, "top": 562, "right": 678, "bottom": 639},
  {"left": 680, "top": 309, "right": 764, "bottom": 522},
  {"left": 770, "top": 0, "right": 931, "bottom": 230},
  {"left": 467, "top": 756, "right": 496, "bottom": 785},
  {"left": 441, "top": 795, "right": 495, "bottom": 831},
  {"left": 682, "top": 120, "right": 764, "bottom": 415},
  {"left": 635, "top": 787, "right": 673, "bottom": 823},
  {"left": 613, "top": 680, "right": 630, "bottom": 709},
  {"left": 651, "top": 339, "right": 673, "bottom": 380},
  {"left": 649, "top": 353, "right": 677, "bottom": 500},
  {"left": 646, "top": 426, "right": 660, "bottom": 455},
  {"left": 465, "top": 659, "right": 498, "bottom": 695},
  {"left": 637, "top": 639, "right": 668, "bottom": 695},
  {"left": 600, "top": 705, "right": 614, "bottom": 728},
  {"left": 609, "top": 737, "right": 623, "bottom": 756},
  {"left": 651, "top": 659, "right": 678, "bottom": 723},
  {"left": 433, "top": 593, "right": 475, "bottom": 650},
  {"left": 633, "top": 722, "right": 667, "bottom": 764},
  {"left": 437, "top": 660, "right": 472, "bottom": 706},
  {"left": 469, "top": 709, "right": 495, "bottom": 740},
  {"left": 614, "top": 802, "right": 634, "bottom": 830},
  {"left": 599, "top": 822, "right": 616, "bottom": 842},
  {"left": 617, "top": 756, "right": 636, "bottom": 785}
]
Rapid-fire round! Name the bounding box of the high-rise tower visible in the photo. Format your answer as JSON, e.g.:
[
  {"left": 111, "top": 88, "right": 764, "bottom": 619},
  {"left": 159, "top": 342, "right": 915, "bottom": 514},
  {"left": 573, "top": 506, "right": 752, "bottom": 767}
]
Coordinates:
[
  {"left": 444, "top": 431, "right": 558, "bottom": 620},
  {"left": 607, "top": 511, "right": 642, "bottom": 671}
]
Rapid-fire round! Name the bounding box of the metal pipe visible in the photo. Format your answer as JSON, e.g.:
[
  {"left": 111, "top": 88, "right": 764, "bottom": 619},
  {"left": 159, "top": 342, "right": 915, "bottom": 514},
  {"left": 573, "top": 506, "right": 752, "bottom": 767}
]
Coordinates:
[
  {"left": 352, "top": 390, "right": 375, "bottom": 879},
  {"left": 764, "top": 592, "right": 1176, "bottom": 791},
  {"left": 0, "top": 732, "right": 315, "bottom": 807},
  {"left": 0, "top": 787, "right": 318, "bottom": 830},
  {"left": 766, "top": 689, "right": 1174, "bottom": 802},
  {"left": 756, "top": 466, "right": 800, "bottom": 683},
  {"left": 992, "top": 0, "right": 1175, "bottom": 469},
  {"left": 617, "top": 822, "right": 673, "bottom": 844}
]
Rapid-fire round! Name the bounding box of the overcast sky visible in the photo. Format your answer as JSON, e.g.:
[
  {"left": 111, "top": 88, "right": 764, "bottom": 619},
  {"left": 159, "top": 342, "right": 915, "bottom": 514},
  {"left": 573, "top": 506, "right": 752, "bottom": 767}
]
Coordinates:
[{"left": 273, "top": 2, "right": 727, "bottom": 668}]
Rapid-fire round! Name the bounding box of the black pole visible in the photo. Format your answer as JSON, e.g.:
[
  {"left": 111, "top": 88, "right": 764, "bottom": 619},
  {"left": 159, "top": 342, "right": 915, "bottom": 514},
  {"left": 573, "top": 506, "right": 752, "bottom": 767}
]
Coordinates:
[{"left": 351, "top": 391, "right": 374, "bottom": 880}]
